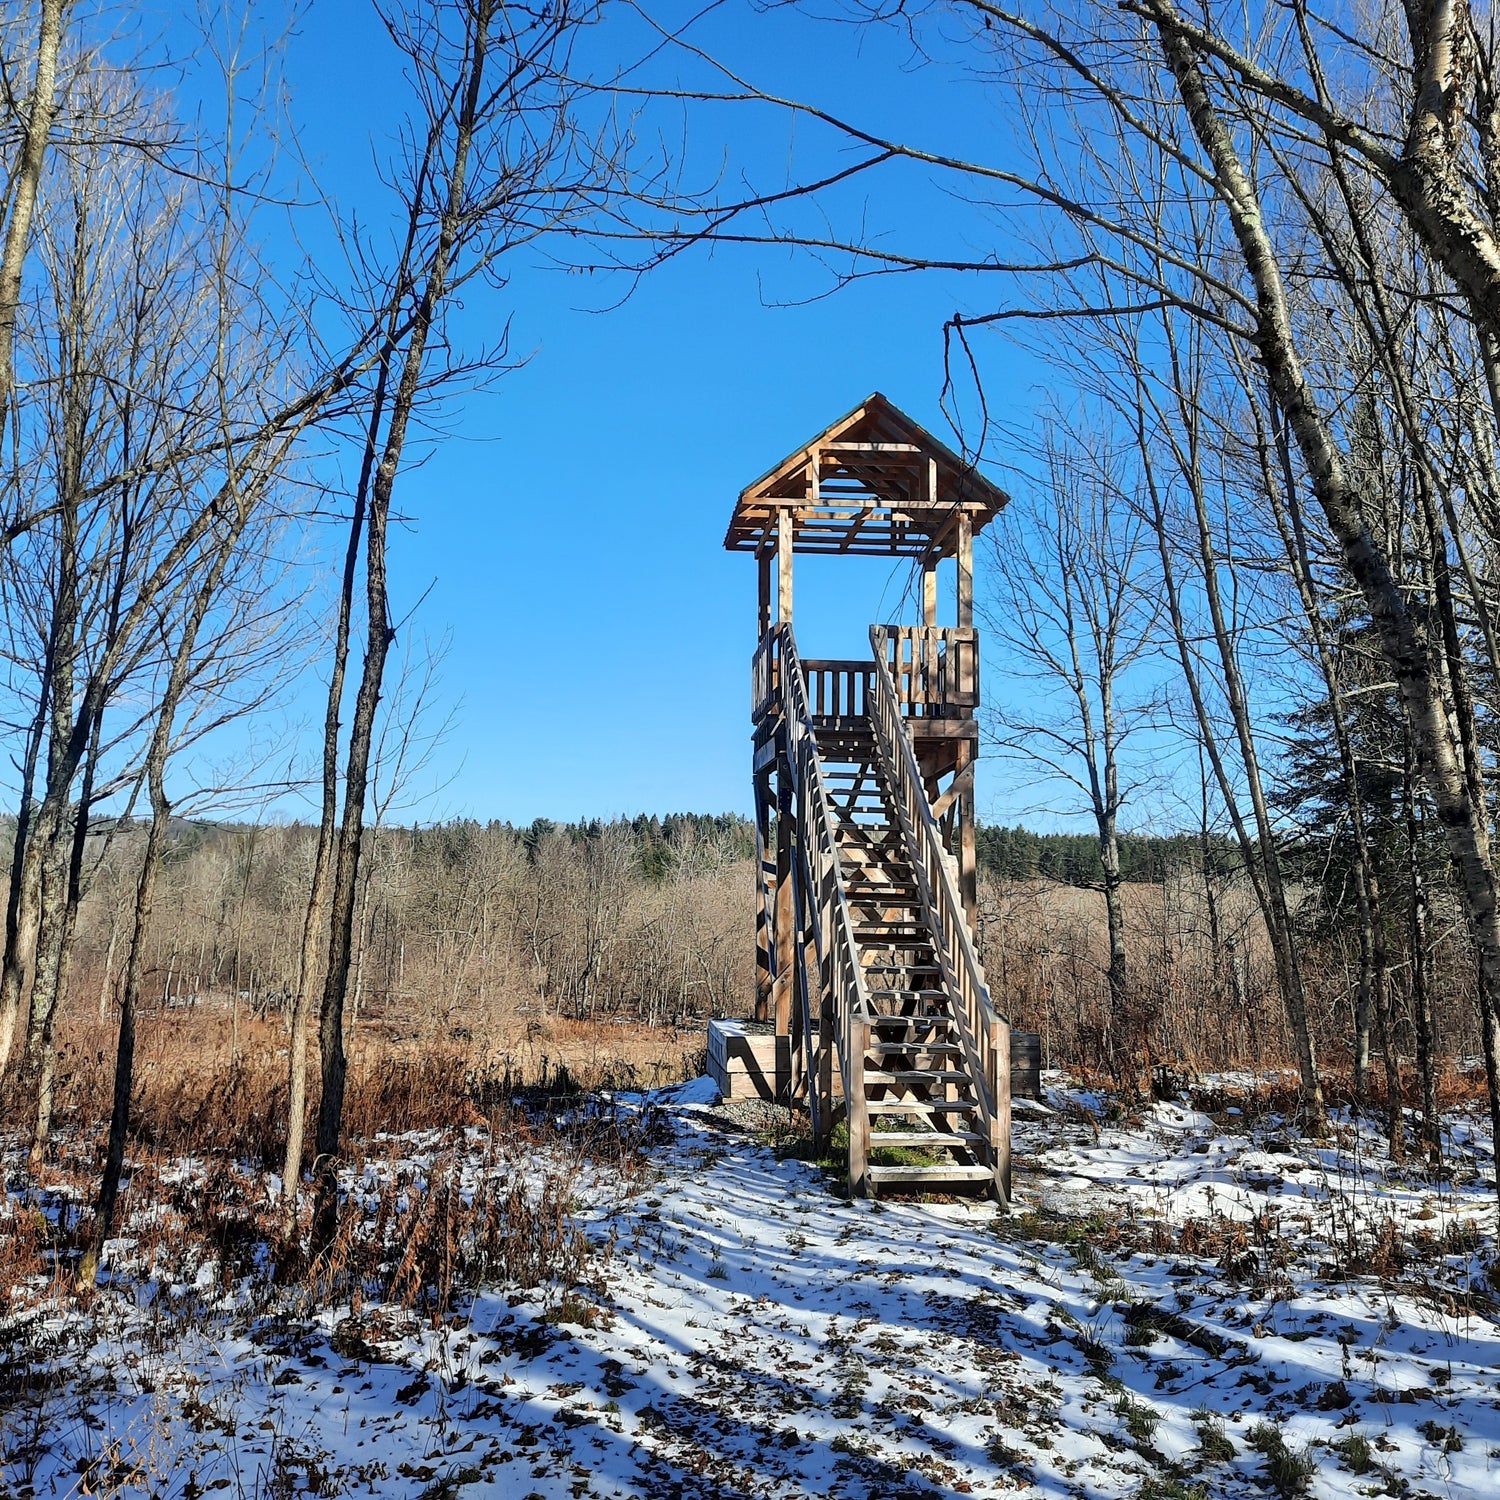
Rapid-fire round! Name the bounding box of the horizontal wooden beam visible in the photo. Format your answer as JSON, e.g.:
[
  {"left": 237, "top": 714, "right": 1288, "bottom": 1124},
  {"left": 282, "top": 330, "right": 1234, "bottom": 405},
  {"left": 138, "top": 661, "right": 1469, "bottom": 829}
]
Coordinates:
[
  {"left": 822, "top": 441, "right": 923, "bottom": 453},
  {"left": 908, "top": 719, "right": 979, "bottom": 741}
]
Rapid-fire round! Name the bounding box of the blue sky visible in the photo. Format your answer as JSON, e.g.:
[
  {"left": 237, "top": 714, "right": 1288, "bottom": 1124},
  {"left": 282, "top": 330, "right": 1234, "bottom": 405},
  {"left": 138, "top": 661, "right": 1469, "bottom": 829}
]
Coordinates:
[{"left": 257, "top": 0, "right": 1048, "bottom": 826}]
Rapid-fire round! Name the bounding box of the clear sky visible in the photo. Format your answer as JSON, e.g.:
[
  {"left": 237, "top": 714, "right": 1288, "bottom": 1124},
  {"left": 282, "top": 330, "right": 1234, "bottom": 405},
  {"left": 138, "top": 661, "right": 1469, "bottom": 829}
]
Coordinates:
[{"left": 258, "top": 0, "right": 1048, "bottom": 827}]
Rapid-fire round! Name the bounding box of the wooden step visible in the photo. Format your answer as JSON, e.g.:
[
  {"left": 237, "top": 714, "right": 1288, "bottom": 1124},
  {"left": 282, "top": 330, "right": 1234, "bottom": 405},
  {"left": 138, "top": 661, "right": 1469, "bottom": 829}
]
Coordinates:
[
  {"left": 864, "top": 1068, "right": 971, "bottom": 1085},
  {"left": 867, "top": 1099, "right": 980, "bottom": 1115},
  {"left": 868, "top": 1041, "right": 963, "bottom": 1057},
  {"left": 867, "top": 1128, "right": 985, "bottom": 1148},
  {"left": 870, "top": 1023, "right": 959, "bottom": 1040},
  {"left": 866, "top": 1163, "right": 995, "bottom": 1187}
]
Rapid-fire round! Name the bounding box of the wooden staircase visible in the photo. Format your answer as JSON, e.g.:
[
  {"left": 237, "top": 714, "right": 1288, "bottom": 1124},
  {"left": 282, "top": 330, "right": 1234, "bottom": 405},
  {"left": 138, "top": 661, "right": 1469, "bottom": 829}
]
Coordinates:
[
  {"left": 731, "top": 392, "right": 1014, "bottom": 1201},
  {"left": 821, "top": 735, "right": 996, "bottom": 1190},
  {"left": 754, "top": 624, "right": 1012, "bottom": 1202}
]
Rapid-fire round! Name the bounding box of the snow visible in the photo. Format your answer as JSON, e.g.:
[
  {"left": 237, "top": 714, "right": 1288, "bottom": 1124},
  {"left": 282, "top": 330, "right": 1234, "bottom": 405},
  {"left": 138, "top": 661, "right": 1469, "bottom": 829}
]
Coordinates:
[{"left": 4, "top": 1078, "right": 1499, "bottom": 1499}]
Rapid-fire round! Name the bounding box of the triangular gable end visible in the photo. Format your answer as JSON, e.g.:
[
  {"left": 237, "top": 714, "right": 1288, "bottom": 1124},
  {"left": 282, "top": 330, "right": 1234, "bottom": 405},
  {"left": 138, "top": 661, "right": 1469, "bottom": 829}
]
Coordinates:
[{"left": 724, "top": 393, "right": 1010, "bottom": 558}]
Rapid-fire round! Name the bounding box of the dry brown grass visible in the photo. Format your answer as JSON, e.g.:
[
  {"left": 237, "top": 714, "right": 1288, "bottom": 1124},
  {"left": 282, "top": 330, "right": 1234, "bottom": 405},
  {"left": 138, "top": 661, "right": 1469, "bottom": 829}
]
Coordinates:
[
  {"left": 1179, "top": 1056, "right": 1493, "bottom": 1120},
  {"left": 0, "top": 1006, "right": 676, "bottom": 1345},
  {"left": 3, "top": 999, "right": 701, "bottom": 1169}
]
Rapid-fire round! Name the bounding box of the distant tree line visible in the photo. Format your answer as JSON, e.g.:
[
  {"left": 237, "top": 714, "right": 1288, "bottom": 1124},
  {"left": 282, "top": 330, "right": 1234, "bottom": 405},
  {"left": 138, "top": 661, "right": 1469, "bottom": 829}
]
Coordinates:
[{"left": 974, "top": 826, "right": 1241, "bottom": 887}]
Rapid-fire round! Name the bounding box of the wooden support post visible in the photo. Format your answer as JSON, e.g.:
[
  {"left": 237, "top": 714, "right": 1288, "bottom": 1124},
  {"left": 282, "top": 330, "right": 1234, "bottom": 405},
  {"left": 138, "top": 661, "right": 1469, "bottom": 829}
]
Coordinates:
[
  {"left": 792, "top": 922, "right": 817, "bottom": 1105},
  {"left": 956, "top": 513, "right": 973, "bottom": 629},
  {"left": 957, "top": 738, "right": 978, "bottom": 933},
  {"left": 772, "top": 754, "right": 795, "bottom": 1095},
  {"left": 992, "top": 1016, "right": 1012, "bottom": 1208},
  {"left": 815, "top": 962, "right": 835, "bottom": 1152},
  {"left": 923, "top": 457, "right": 939, "bottom": 628},
  {"left": 777, "top": 512, "right": 794, "bottom": 625},
  {"left": 789, "top": 930, "right": 805, "bottom": 1104},
  {"left": 847, "top": 1019, "right": 870, "bottom": 1198},
  {"left": 753, "top": 768, "right": 773, "bottom": 1023},
  {"left": 757, "top": 551, "right": 772, "bottom": 640}
]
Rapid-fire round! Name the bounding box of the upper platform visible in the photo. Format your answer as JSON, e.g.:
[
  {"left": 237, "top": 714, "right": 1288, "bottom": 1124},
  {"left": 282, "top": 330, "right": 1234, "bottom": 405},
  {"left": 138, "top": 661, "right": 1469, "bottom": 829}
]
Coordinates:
[{"left": 723, "top": 393, "right": 1010, "bottom": 558}]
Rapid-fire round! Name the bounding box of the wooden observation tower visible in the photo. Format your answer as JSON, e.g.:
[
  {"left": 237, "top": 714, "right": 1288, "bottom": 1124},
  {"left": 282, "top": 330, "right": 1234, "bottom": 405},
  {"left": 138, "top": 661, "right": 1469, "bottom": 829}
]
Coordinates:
[{"left": 726, "top": 393, "right": 1014, "bottom": 1201}]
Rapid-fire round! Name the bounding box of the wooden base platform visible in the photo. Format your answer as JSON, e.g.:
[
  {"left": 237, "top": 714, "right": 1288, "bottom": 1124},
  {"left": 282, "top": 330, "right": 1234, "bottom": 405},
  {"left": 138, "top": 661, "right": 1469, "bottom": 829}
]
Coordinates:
[{"left": 707, "top": 1019, "right": 788, "bottom": 1101}]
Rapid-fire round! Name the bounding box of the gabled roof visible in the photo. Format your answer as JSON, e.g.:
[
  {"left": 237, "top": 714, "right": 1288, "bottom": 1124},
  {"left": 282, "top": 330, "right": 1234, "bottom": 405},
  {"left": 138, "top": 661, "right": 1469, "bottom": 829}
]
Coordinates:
[{"left": 725, "top": 392, "right": 1010, "bottom": 558}]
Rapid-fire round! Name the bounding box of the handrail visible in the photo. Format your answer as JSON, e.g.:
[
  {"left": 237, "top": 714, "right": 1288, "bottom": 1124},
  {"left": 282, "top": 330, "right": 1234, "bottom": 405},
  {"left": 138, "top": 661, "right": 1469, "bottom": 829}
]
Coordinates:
[
  {"left": 869, "top": 625, "right": 1010, "bottom": 1201},
  {"left": 776, "top": 626, "right": 874, "bottom": 1192}
]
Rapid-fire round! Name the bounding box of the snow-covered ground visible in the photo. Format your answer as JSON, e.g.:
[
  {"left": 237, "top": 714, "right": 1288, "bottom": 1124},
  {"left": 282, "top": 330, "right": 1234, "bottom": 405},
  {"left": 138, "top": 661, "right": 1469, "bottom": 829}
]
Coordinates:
[{"left": 4, "top": 1075, "right": 1499, "bottom": 1498}]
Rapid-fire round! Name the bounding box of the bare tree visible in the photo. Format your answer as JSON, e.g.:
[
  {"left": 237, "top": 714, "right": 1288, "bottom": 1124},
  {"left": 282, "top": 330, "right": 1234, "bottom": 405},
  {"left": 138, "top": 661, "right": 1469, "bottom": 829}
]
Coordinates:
[
  {"left": 78, "top": 451, "right": 290, "bottom": 1282},
  {"left": 0, "top": 10, "right": 397, "bottom": 1147},
  {"left": 980, "top": 418, "right": 1162, "bottom": 1080},
  {"left": 300, "top": 0, "right": 629, "bottom": 1244}
]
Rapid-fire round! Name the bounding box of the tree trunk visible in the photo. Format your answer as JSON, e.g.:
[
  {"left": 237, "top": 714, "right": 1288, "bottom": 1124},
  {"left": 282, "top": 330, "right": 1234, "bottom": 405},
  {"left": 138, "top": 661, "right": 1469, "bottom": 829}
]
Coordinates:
[
  {"left": 0, "top": 700, "right": 48, "bottom": 1075},
  {"left": 0, "top": 0, "right": 68, "bottom": 433},
  {"left": 280, "top": 405, "right": 375, "bottom": 1229},
  {"left": 1262, "top": 398, "right": 1396, "bottom": 1131},
  {"left": 77, "top": 795, "right": 164, "bottom": 1286},
  {"left": 1138, "top": 394, "right": 1325, "bottom": 1129},
  {"left": 1098, "top": 816, "right": 1132, "bottom": 1078},
  {"left": 312, "top": 0, "right": 499, "bottom": 1247},
  {"left": 97, "top": 894, "right": 123, "bottom": 1022},
  {"left": 27, "top": 701, "right": 105, "bottom": 1167}
]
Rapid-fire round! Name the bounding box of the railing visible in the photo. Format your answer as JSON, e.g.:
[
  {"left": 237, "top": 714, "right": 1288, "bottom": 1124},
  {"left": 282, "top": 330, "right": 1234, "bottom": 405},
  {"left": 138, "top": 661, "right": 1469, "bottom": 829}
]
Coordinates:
[
  {"left": 881, "top": 626, "right": 978, "bottom": 719},
  {"left": 759, "top": 628, "right": 975, "bottom": 726},
  {"left": 752, "top": 631, "right": 780, "bottom": 723},
  {"left": 802, "top": 660, "right": 873, "bottom": 719},
  {"left": 777, "top": 626, "right": 874, "bottom": 1195},
  {"left": 869, "top": 625, "right": 1011, "bottom": 1202}
]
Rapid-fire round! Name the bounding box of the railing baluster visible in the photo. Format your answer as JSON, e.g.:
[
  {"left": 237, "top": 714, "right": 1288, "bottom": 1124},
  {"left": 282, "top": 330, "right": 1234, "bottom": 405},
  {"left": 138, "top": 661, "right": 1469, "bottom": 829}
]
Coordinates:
[{"left": 871, "top": 626, "right": 979, "bottom": 719}]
